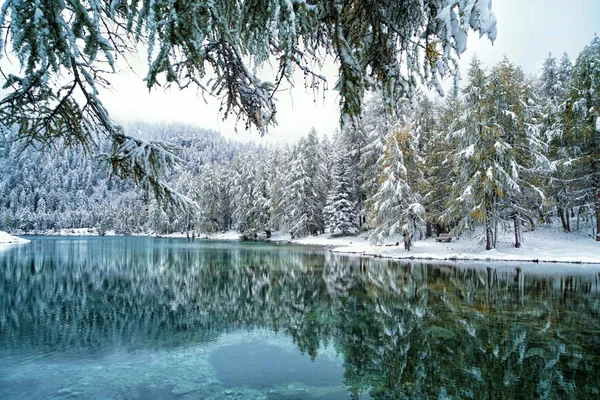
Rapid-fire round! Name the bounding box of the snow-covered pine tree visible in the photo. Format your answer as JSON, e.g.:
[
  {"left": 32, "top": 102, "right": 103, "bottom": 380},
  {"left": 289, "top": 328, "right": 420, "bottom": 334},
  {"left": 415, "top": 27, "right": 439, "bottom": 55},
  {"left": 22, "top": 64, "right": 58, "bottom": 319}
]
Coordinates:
[
  {"left": 413, "top": 94, "right": 437, "bottom": 153},
  {"left": 231, "top": 151, "right": 271, "bottom": 238},
  {"left": 368, "top": 122, "right": 425, "bottom": 245},
  {"left": 359, "top": 92, "right": 414, "bottom": 231},
  {"left": 486, "top": 57, "right": 549, "bottom": 247},
  {"left": 250, "top": 160, "right": 273, "bottom": 236},
  {"left": 539, "top": 53, "right": 574, "bottom": 230},
  {"left": 320, "top": 133, "right": 339, "bottom": 217},
  {"left": 446, "top": 57, "right": 549, "bottom": 249},
  {"left": 323, "top": 137, "right": 359, "bottom": 236},
  {"left": 193, "top": 165, "right": 223, "bottom": 234},
  {"left": 412, "top": 92, "right": 438, "bottom": 237},
  {"left": 284, "top": 129, "right": 328, "bottom": 238},
  {"left": 425, "top": 89, "right": 461, "bottom": 235},
  {"left": 444, "top": 57, "right": 501, "bottom": 250},
  {"left": 268, "top": 145, "right": 292, "bottom": 232},
  {"left": 561, "top": 36, "right": 600, "bottom": 240},
  {"left": 558, "top": 53, "right": 574, "bottom": 96},
  {"left": 337, "top": 119, "right": 366, "bottom": 227}
]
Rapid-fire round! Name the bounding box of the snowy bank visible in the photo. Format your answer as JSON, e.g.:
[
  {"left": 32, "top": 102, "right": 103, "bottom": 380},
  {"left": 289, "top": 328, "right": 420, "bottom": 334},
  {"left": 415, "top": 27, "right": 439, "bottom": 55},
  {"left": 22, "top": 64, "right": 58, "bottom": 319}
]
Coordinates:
[
  {"left": 0, "top": 231, "right": 30, "bottom": 244},
  {"left": 196, "top": 225, "right": 600, "bottom": 265},
  {"left": 330, "top": 225, "right": 600, "bottom": 265},
  {"left": 106, "top": 226, "right": 600, "bottom": 265}
]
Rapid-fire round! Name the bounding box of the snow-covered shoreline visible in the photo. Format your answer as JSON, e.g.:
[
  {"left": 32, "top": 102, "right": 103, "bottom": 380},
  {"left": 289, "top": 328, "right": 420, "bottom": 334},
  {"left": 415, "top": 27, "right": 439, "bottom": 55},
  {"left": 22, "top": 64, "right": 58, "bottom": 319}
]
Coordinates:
[
  {"left": 208, "top": 225, "right": 600, "bottom": 265},
  {"left": 0, "top": 231, "right": 30, "bottom": 244},
  {"left": 7, "top": 225, "right": 599, "bottom": 265}
]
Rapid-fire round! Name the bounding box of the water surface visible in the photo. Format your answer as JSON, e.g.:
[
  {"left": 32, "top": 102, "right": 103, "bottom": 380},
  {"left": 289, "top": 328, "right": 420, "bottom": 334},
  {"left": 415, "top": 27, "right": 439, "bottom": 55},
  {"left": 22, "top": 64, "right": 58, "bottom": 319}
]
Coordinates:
[{"left": 1, "top": 236, "right": 599, "bottom": 399}]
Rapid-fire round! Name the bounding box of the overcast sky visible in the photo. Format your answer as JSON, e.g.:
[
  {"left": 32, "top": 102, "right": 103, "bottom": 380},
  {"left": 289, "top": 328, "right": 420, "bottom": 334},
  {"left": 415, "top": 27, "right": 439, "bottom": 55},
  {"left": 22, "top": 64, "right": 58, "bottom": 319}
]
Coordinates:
[{"left": 102, "top": 0, "right": 600, "bottom": 143}]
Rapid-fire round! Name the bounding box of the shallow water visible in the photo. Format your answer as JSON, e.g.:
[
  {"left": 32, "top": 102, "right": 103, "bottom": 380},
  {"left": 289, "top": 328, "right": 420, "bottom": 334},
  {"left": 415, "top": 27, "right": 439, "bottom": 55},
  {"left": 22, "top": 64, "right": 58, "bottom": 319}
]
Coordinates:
[{"left": 0, "top": 236, "right": 599, "bottom": 399}]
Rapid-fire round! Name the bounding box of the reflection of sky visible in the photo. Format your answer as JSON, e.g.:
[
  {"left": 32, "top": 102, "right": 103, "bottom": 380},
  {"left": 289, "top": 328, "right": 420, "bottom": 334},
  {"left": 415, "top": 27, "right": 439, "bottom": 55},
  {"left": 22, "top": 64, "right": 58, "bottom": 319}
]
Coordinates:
[{"left": 0, "top": 328, "right": 346, "bottom": 399}]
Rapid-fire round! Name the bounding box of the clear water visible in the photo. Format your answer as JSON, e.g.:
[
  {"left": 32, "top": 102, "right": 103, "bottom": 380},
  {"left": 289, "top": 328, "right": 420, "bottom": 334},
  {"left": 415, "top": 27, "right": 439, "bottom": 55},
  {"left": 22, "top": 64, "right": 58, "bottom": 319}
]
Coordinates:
[{"left": 1, "top": 236, "right": 599, "bottom": 399}]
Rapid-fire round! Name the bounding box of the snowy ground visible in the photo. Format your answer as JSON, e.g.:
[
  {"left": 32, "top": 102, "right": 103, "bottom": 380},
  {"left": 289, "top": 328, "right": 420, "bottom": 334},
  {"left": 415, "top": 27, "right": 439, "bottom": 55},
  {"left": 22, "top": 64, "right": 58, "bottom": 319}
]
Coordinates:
[
  {"left": 326, "top": 225, "right": 600, "bottom": 265},
  {"left": 0, "top": 230, "right": 30, "bottom": 244},
  {"left": 192, "top": 224, "right": 600, "bottom": 265}
]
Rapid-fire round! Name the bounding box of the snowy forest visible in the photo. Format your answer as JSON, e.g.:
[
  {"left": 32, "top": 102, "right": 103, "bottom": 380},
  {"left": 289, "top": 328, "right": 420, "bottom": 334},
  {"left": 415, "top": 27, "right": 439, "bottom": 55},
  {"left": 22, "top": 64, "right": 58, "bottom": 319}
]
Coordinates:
[{"left": 1, "top": 36, "right": 599, "bottom": 249}]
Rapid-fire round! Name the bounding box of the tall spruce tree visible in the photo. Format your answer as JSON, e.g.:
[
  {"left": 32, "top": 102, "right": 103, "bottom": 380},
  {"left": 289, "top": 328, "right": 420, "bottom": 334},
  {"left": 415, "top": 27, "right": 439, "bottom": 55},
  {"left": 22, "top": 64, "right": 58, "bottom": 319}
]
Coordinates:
[
  {"left": 562, "top": 36, "right": 600, "bottom": 240},
  {"left": 284, "top": 129, "right": 328, "bottom": 238},
  {"left": 323, "top": 138, "right": 359, "bottom": 235},
  {"left": 540, "top": 53, "right": 574, "bottom": 230},
  {"left": 425, "top": 89, "right": 461, "bottom": 234},
  {"left": 368, "top": 123, "right": 425, "bottom": 245},
  {"left": 487, "top": 57, "right": 548, "bottom": 247},
  {"left": 446, "top": 57, "right": 549, "bottom": 249},
  {"left": 412, "top": 93, "right": 438, "bottom": 237},
  {"left": 444, "top": 57, "right": 500, "bottom": 250}
]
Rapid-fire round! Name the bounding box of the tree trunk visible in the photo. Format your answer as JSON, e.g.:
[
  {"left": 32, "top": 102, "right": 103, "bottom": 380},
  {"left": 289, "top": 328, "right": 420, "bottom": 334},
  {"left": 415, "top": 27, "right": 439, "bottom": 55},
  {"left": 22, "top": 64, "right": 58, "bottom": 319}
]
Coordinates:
[
  {"left": 484, "top": 194, "right": 496, "bottom": 250},
  {"left": 558, "top": 208, "right": 568, "bottom": 232},
  {"left": 186, "top": 213, "right": 191, "bottom": 239},
  {"left": 566, "top": 209, "right": 571, "bottom": 232},
  {"left": 493, "top": 201, "right": 499, "bottom": 249},
  {"left": 513, "top": 212, "right": 522, "bottom": 248},
  {"left": 523, "top": 212, "right": 535, "bottom": 231},
  {"left": 485, "top": 211, "right": 494, "bottom": 250}
]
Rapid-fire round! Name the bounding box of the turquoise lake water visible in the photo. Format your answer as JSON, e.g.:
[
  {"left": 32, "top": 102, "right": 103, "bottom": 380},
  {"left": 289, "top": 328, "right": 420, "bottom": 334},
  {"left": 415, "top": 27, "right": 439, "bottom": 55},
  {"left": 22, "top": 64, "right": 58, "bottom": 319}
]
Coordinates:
[{"left": 1, "top": 236, "right": 599, "bottom": 399}]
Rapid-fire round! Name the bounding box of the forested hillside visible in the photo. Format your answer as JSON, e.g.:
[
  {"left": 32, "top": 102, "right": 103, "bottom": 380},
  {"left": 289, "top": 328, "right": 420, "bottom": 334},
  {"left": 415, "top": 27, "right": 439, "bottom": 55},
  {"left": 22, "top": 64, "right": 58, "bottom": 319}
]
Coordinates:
[{"left": 1, "top": 37, "right": 599, "bottom": 248}]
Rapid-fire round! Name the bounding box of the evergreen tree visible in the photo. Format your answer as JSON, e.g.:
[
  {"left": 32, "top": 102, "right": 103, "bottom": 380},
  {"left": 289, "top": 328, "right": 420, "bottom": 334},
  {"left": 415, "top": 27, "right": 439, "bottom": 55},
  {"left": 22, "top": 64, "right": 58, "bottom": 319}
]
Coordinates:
[
  {"left": 446, "top": 57, "right": 549, "bottom": 249},
  {"left": 323, "top": 139, "right": 359, "bottom": 236},
  {"left": 412, "top": 93, "right": 438, "bottom": 237},
  {"left": 488, "top": 58, "right": 548, "bottom": 247},
  {"left": 284, "top": 129, "right": 328, "bottom": 238},
  {"left": 357, "top": 94, "right": 391, "bottom": 228},
  {"left": 268, "top": 145, "right": 292, "bottom": 232},
  {"left": 359, "top": 93, "right": 413, "bottom": 230},
  {"left": 368, "top": 123, "right": 425, "bottom": 245},
  {"left": 425, "top": 90, "right": 461, "bottom": 235},
  {"left": 194, "top": 166, "right": 223, "bottom": 234},
  {"left": 231, "top": 153, "right": 265, "bottom": 236},
  {"left": 540, "top": 53, "right": 574, "bottom": 230},
  {"left": 444, "top": 57, "right": 501, "bottom": 249},
  {"left": 561, "top": 36, "right": 600, "bottom": 240}
]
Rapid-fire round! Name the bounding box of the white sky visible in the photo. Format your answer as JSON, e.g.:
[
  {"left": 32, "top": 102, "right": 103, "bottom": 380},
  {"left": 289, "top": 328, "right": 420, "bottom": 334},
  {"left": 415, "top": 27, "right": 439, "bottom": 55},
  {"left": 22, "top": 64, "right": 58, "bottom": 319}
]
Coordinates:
[{"left": 100, "top": 0, "right": 600, "bottom": 144}]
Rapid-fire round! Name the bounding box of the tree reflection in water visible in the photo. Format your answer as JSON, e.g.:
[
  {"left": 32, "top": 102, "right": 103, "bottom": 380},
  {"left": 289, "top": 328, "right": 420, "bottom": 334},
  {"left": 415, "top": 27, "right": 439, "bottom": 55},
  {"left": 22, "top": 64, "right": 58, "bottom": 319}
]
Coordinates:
[{"left": 1, "top": 237, "right": 599, "bottom": 399}]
